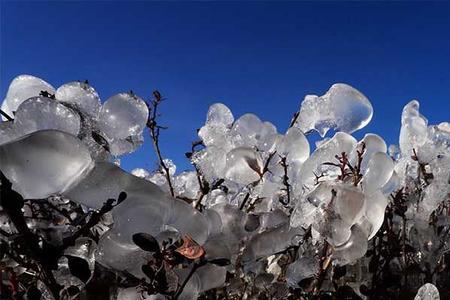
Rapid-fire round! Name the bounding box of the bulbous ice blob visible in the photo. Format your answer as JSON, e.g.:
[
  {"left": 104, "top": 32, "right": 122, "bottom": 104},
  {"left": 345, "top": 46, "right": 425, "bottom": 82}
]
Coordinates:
[
  {"left": 381, "top": 170, "right": 400, "bottom": 195},
  {"left": 333, "top": 224, "right": 369, "bottom": 265},
  {"left": 295, "top": 83, "right": 373, "bottom": 137},
  {"left": 325, "top": 218, "right": 352, "bottom": 247},
  {"left": 14, "top": 97, "right": 81, "bottom": 136},
  {"left": 232, "top": 113, "right": 263, "bottom": 144},
  {"left": 0, "top": 121, "right": 19, "bottom": 145},
  {"left": 242, "top": 223, "right": 304, "bottom": 263},
  {"left": 166, "top": 199, "right": 209, "bottom": 244},
  {"left": 198, "top": 123, "right": 229, "bottom": 147},
  {"left": 299, "top": 132, "right": 357, "bottom": 189},
  {"left": 174, "top": 171, "right": 200, "bottom": 199},
  {"left": 332, "top": 184, "right": 365, "bottom": 225},
  {"left": 286, "top": 257, "right": 318, "bottom": 287},
  {"left": 311, "top": 182, "right": 365, "bottom": 225},
  {"left": 429, "top": 122, "right": 450, "bottom": 149},
  {"left": 64, "top": 161, "right": 167, "bottom": 209},
  {"left": 97, "top": 92, "right": 149, "bottom": 140},
  {"left": 351, "top": 133, "right": 387, "bottom": 173},
  {"left": 96, "top": 234, "right": 149, "bottom": 277},
  {"left": 362, "top": 152, "right": 394, "bottom": 193},
  {"left": 277, "top": 127, "right": 310, "bottom": 164},
  {"left": 399, "top": 100, "right": 428, "bottom": 156},
  {"left": 55, "top": 81, "right": 101, "bottom": 117},
  {"left": 414, "top": 283, "right": 440, "bottom": 300},
  {"left": 108, "top": 132, "right": 144, "bottom": 156},
  {"left": 1, "top": 75, "right": 55, "bottom": 119},
  {"left": 0, "top": 130, "right": 92, "bottom": 199},
  {"left": 257, "top": 122, "right": 279, "bottom": 153},
  {"left": 362, "top": 190, "right": 389, "bottom": 240},
  {"left": 206, "top": 103, "right": 234, "bottom": 127},
  {"left": 196, "top": 264, "right": 227, "bottom": 292},
  {"left": 131, "top": 168, "right": 150, "bottom": 179},
  {"left": 192, "top": 146, "right": 228, "bottom": 182},
  {"left": 225, "top": 146, "right": 263, "bottom": 185}
]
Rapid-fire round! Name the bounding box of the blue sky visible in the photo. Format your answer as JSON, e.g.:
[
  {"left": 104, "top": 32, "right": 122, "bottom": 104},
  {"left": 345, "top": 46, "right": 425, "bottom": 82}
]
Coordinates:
[{"left": 1, "top": 1, "right": 450, "bottom": 172}]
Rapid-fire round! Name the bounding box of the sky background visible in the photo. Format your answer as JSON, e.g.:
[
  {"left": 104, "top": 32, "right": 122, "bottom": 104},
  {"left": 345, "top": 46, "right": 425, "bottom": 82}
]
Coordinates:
[{"left": 1, "top": 1, "right": 450, "bottom": 172}]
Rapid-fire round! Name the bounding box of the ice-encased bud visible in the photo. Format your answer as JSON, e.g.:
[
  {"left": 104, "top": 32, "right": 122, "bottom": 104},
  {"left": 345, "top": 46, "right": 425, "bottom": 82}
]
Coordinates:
[
  {"left": 414, "top": 283, "right": 440, "bottom": 300},
  {"left": 206, "top": 103, "right": 234, "bottom": 127},
  {"left": 277, "top": 127, "right": 310, "bottom": 164},
  {"left": 55, "top": 81, "right": 101, "bottom": 117},
  {"left": 295, "top": 83, "right": 373, "bottom": 137},
  {"left": 399, "top": 100, "right": 428, "bottom": 156},
  {"left": 97, "top": 92, "right": 149, "bottom": 140},
  {"left": 0, "top": 130, "right": 92, "bottom": 199},
  {"left": 225, "top": 146, "right": 262, "bottom": 185},
  {"left": 14, "top": 96, "right": 81, "bottom": 136},
  {"left": 299, "top": 132, "right": 357, "bottom": 189},
  {"left": 1, "top": 75, "right": 55, "bottom": 119}
]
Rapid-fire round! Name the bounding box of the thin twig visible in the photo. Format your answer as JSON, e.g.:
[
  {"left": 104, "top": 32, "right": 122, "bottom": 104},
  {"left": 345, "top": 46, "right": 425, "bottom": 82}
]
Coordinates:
[
  {"left": 0, "top": 108, "right": 13, "bottom": 121},
  {"left": 147, "top": 91, "right": 175, "bottom": 197}
]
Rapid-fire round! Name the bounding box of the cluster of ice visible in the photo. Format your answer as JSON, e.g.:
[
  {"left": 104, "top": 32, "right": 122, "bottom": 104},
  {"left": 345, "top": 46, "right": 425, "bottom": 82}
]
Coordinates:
[
  {"left": 1, "top": 76, "right": 449, "bottom": 299},
  {"left": 0, "top": 75, "right": 148, "bottom": 156}
]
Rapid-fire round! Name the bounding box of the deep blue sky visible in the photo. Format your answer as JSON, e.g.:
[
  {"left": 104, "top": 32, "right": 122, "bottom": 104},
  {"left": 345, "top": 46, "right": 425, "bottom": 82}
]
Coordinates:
[{"left": 1, "top": 1, "right": 450, "bottom": 172}]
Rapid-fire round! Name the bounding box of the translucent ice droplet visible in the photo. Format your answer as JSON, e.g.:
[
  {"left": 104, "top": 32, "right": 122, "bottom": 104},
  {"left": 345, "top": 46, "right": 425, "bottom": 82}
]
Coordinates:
[
  {"left": 333, "top": 224, "right": 368, "bottom": 265},
  {"left": 399, "top": 100, "right": 428, "bottom": 156},
  {"left": 0, "top": 121, "right": 19, "bottom": 145},
  {"left": 232, "top": 113, "right": 263, "bottom": 144},
  {"left": 286, "top": 257, "right": 318, "bottom": 287},
  {"left": 278, "top": 127, "right": 310, "bottom": 164},
  {"left": 14, "top": 97, "right": 81, "bottom": 136},
  {"left": 351, "top": 133, "right": 387, "bottom": 173},
  {"left": 225, "top": 146, "right": 263, "bottom": 185},
  {"left": 206, "top": 103, "right": 234, "bottom": 127},
  {"left": 333, "top": 184, "right": 365, "bottom": 226},
  {"left": 55, "top": 81, "right": 101, "bottom": 117},
  {"left": 98, "top": 92, "right": 149, "bottom": 140},
  {"left": 1, "top": 75, "right": 55, "bottom": 119},
  {"left": 198, "top": 124, "right": 229, "bottom": 147},
  {"left": 295, "top": 83, "right": 373, "bottom": 137},
  {"left": 363, "top": 190, "right": 389, "bottom": 240},
  {"left": 414, "top": 283, "right": 440, "bottom": 300},
  {"left": 0, "top": 130, "right": 93, "bottom": 199},
  {"left": 362, "top": 152, "right": 394, "bottom": 193}
]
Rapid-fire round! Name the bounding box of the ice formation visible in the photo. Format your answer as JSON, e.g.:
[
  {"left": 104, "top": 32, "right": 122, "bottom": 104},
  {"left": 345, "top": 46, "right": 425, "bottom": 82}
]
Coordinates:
[
  {"left": 0, "top": 75, "right": 449, "bottom": 299},
  {"left": 294, "top": 83, "right": 373, "bottom": 137}
]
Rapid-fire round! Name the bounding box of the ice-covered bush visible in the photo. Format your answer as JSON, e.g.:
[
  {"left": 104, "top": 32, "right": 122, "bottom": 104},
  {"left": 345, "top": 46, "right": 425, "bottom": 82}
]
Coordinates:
[{"left": 0, "top": 75, "right": 449, "bottom": 300}]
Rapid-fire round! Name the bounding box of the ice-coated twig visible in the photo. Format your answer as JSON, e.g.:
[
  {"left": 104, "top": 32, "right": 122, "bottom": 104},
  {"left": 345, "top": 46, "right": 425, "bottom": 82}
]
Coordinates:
[
  {"left": 61, "top": 191, "right": 127, "bottom": 248},
  {"left": 0, "top": 108, "right": 13, "bottom": 121},
  {"left": 279, "top": 156, "right": 291, "bottom": 206},
  {"left": 146, "top": 90, "right": 175, "bottom": 197}
]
